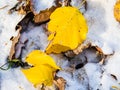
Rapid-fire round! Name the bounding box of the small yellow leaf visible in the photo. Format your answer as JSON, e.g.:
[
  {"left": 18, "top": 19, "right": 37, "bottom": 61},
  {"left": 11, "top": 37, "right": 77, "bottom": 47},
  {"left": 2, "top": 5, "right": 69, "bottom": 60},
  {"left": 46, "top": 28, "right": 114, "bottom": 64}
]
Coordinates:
[
  {"left": 114, "top": 0, "right": 120, "bottom": 22},
  {"left": 46, "top": 6, "right": 88, "bottom": 54},
  {"left": 112, "top": 86, "right": 120, "bottom": 90},
  {"left": 21, "top": 50, "right": 60, "bottom": 86}
]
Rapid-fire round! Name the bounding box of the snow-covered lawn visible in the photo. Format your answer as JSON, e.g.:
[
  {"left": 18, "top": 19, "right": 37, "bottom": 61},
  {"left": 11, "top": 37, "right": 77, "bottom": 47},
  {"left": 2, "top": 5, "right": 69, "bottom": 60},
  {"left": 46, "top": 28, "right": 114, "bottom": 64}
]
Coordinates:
[{"left": 0, "top": 0, "right": 120, "bottom": 90}]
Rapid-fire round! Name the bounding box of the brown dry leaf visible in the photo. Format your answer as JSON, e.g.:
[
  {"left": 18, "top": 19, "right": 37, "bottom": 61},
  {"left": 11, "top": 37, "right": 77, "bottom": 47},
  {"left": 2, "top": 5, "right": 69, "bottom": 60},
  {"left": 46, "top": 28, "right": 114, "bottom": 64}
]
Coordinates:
[
  {"left": 73, "top": 41, "right": 91, "bottom": 55},
  {"left": 54, "top": 76, "right": 66, "bottom": 90},
  {"left": 30, "top": 0, "right": 62, "bottom": 23},
  {"left": 8, "top": 0, "right": 31, "bottom": 14},
  {"left": 65, "top": 41, "right": 114, "bottom": 65},
  {"left": 69, "top": 40, "right": 106, "bottom": 56},
  {"left": 63, "top": 0, "right": 71, "bottom": 6},
  {"left": 95, "top": 46, "right": 104, "bottom": 54},
  {"left": 30, "top": 0, "right": 61, "bottom": 15},
  {"left": 18, "top": 7, "right": 26, "bottom": 15},
  {"left": 114, "top": 0, "right": 120, "bottom": 22},
  {"left": 64, "top": 41, "right": 91, "bottom": 57},
  {"left": 34, "top": 6, "right": 57, "bottom": 24},
  {"left": 9, "top": 25, "right": 22, "bottom": 60},
  {"left": 9, "top": 12, "right": 34, "bottom": 59},
  {"left": 111, "top": 74, "right": 118, "bottom": 81},
  {"left": 18, "top": 0, "right": 31, "bottom": 14}
]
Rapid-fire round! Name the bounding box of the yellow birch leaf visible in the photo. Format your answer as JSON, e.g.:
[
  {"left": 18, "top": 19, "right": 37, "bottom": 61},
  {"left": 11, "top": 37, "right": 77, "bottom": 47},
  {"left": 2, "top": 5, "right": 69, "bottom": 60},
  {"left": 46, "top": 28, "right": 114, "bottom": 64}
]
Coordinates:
[
  {"left": 21, "top": 50, "right": 60, "bottom": 86},
  {"left": 114, "top": 0, "right": 120, "bottom": 22},
  {"left": 46, "top": 6, "right": 88, "bottom": 54}
]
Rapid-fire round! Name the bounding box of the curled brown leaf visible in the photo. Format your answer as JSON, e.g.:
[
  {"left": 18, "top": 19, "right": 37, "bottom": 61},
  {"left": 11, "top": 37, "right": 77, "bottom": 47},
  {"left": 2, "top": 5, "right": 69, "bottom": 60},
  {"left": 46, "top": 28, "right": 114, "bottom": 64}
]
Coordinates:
[
  {"left": 9, "top": 25, "right": 22, "bottom": 60},
  {"left": 54, "top": 76, "right": 66, "bottom": 90},
  {"left": 34, "top": 6, "right": 57, "bottom": 24}
]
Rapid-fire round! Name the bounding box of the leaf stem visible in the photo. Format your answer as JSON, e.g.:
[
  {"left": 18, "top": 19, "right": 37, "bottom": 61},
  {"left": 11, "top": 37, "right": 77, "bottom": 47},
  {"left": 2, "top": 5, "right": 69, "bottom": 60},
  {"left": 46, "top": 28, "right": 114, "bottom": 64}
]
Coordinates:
[
  {"left": 78, "top": 0, "right": 86, "bottom": 9},
  {"left": 0, "top": 62, "right": 12, "bottom": 70},
  {"left": 0, "top": 59, "right": 20, "bottom": 70}
]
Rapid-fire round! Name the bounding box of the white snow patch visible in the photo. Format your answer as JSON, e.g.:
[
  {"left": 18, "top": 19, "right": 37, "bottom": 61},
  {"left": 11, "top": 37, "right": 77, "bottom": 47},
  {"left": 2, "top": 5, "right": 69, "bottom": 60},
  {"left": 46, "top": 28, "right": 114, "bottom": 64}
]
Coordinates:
[
  {"left": 31, "top": 0, "right": 55, "bottom": 14},
  {"left": 1, "top": 69, "right": 35, "bottom": 90},
  {"left": 0, "top": 0, "right": 24, "bottom": 64},
  {"left": 0, "top": 1, "right": 33, "bottom": 90},
  {"left": 16, "top": 23, "right": 48, "bottom": 59},
  {"left": 104, "top": 52, "right": 120, "bottom": 82},
  {"left": 84, "top": 63, "right": 102, "bottom": 90},
  {"left": 57, "top": 69, "right": 88, "bottom": 90},
  {"left": 1, "top": 0, "right": 120, "bottom": 90},
  {"left": 101, "top": 73, "right": 120, "bottom": 90}
]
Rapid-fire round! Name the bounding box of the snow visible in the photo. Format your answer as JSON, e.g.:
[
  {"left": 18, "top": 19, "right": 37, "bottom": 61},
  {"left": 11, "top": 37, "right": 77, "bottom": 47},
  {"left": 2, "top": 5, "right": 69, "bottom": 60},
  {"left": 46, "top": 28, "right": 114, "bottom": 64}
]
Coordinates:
[
  {"left": 15, "top": 22, "right": 48, "bottom": 59},
  {"left": 57, "top": 68, "right": 89, "bottom": 90},
  {"left": 1, "top": 69, "right": 35, "bottom": 90},
  {"left": 0, "top": 0, "right": 24, "bottom": 64},
  {"left": 107, "top": 57, "right": 120, "bottom": 80},
  {"left": 1, "top": 0, "right": 120, "bottom": 90},
  {"left": 84, "top": 63, "right": 102, "bottom": 90},
  {"left": 0, "top": 1, "right": 35, "bottom": 90},
  {"left": 31, "top": 0, "right": 55, "bottom": 14},
  {"left": 103, "top": 52, "right": 120, "bottom": 84}
]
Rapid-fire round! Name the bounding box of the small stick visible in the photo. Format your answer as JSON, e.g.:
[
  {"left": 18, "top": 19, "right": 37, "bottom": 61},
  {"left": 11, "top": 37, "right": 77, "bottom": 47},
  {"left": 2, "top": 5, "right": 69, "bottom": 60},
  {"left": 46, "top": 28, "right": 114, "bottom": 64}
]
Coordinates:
[
  {"left": 78, "top": 0, "right": 86, "bottom": 9},
  {"left": 0, "top": 5, "right": 8, "bottom": 10}
]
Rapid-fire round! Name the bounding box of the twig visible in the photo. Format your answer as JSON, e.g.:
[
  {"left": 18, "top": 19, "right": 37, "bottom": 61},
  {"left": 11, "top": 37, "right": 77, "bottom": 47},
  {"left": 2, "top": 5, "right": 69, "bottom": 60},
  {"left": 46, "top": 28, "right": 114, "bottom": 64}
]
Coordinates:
[
  {"left": 62, "top": 0, "right": 71, "bottom": 6},
  {"left": 0, "top": 5, "right": 8, "bottom": 10},
  {"left": 0, "top": 62, "right": 12, "bottom": 70},
  {"left": 0, "top": 59, "right": 19, "bottom": 70},
  {"left": 78, "top": 0, "right": 86, "bottom": 9}
]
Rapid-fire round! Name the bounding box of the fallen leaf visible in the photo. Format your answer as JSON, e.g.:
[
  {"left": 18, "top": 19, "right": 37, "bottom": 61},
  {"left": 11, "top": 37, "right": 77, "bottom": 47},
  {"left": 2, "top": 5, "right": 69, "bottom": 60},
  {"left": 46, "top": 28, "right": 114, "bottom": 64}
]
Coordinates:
[
  {"left": 54, "top": 76, "right": 66, "bottom": 90},
  {"left": 114, "top": 0, "right": 120, "bottom": 22},
  {"left": 111, "top": 74, "right": 118, "bottom": 81},
  {"left": 46, "top": 6, "right": 88, "bottom": 54},
  {"left": 8, "top": 0, "right": 30, "bottom": 14},
  {"left": 34, "top": 6, "right": 57, "bottom": 24},
  {"left": 64, "top": 40, "right": 114, "bottom": 65},
  {"left": 9, "top": 12, "right": 34, "bottom": 59},
  {"left": 9, "top": 25, "right": 22, "bottom": 60},
  {"left": 73, "top": 40, "right": 91, "bottom": 55},
  {"left": 30, "top": 0, "right": 55, "bottom": 15},
  {"left": 18, "top": 7, "right": 26, "bottom": 15},
  {"left": 64, "top": 40, "right": 91, "bottom": 57},
  {"left": 21, "top": 50, "right": 60, "bottom": 86},
  {"left": 111, "top": 86, "right": 120, "bottom": 90}
]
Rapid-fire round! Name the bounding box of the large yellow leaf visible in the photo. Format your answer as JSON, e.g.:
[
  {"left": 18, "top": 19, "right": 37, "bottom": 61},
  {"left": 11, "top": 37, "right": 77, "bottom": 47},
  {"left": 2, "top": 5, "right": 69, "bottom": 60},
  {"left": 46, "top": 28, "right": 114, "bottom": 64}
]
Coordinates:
[
  {"left": 46, "top": 6, "right": 88, "bottom": 54},
  {"left": 21, "top": 50, "right": 60, "bottom": 86}
]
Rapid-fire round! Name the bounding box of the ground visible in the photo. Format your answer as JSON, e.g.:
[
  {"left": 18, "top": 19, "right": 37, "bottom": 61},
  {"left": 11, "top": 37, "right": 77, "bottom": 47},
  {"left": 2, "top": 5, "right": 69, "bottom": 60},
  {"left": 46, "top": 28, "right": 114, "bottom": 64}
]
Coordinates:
[{"left": 0, "top": 0, "right": 120, "bottom": 90}]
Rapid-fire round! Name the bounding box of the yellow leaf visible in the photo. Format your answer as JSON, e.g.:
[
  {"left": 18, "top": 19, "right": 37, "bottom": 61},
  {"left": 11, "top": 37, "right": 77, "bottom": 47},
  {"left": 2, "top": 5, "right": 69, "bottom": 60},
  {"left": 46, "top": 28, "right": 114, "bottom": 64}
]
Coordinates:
[
  {"left": 46, "top": 6, "right": 88, "bottom": 54},
  {"left": 112, "top": 86, "right": 120, "bottom": 90},
  {"left": 21, "top": 50, "right": 60, "bottom": 86},
  {"left": 114, "top": 0, "right": 120, "bottom": 22}
]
